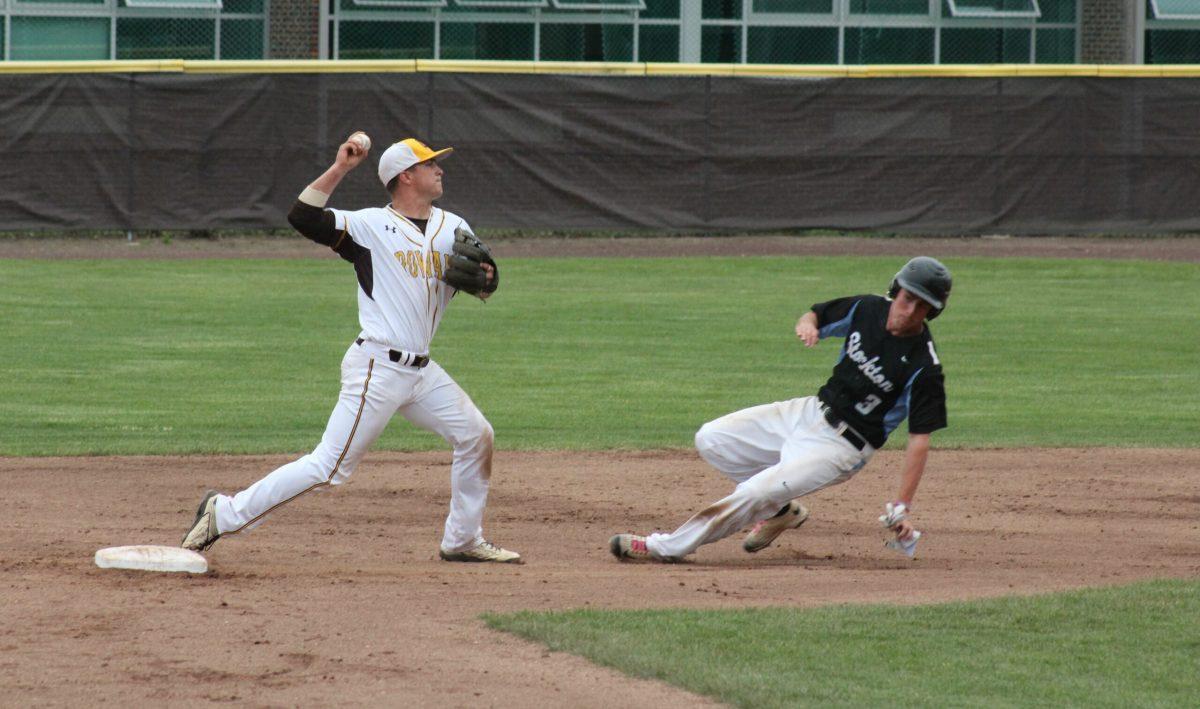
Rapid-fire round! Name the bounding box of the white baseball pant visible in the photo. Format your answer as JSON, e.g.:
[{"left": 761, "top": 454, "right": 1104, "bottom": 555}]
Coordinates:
[
  {"left": 646, "top": 396, "right": 874, "bottom": 560},
  {"left": 211, "top": 342, "right": 493, "bottom": 553}
]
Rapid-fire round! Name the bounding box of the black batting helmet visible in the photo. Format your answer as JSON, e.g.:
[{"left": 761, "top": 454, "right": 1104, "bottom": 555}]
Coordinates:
[{"left": 888, "top": 257, "right": 952, "bottom": 320}]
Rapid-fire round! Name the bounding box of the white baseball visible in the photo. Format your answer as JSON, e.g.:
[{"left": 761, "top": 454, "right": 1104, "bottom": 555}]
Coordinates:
[{"left": 350, "top": 132, "right": 371, "bottom": 152}]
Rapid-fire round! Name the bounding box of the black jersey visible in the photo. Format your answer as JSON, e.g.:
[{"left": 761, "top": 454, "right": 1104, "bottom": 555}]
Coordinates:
[{"left": 811, "top": 294, "right": 947, "bottom": 448}]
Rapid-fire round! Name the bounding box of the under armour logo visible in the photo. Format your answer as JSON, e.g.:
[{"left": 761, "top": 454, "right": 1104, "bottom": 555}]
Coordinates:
[
  {"left": 901, "top": 356, "right": 908, "bottom": 363},
  {"left": 385, "top": 225, "right": 398, "bottom": 234}
]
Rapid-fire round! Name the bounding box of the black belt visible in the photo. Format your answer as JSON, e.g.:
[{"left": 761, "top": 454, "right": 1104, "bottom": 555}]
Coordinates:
[
  {"left": 355, "top": 338, "right": 430, "bottom": 368},
  {"left": 822, "top": 406, "right": 870, "bottom": 451}
]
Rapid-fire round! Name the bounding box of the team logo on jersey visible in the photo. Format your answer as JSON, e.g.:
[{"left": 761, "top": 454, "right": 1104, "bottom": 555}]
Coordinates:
[
  {"left": 395, "top": 249, "right": 446, "bottom": 280},
  {"left": 846, "top": 331, "right": 895, "bottom": 393}
]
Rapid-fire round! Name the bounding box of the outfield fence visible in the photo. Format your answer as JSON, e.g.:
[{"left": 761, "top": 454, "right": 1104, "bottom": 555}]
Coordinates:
[{"left": 3, "top": 61, "right": 1200, "bottom": 234}]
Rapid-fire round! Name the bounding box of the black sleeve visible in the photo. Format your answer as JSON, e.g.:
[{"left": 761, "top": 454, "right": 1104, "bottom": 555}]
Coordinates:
[
  {"left": 287, "top": 200, "right": 340, "bottom": 247},
  {"left": 907, "top": 367, "right": 948, "bottom": 435},
  {"left": 811, "top": 294, "right": 871, "bottom": 329}
]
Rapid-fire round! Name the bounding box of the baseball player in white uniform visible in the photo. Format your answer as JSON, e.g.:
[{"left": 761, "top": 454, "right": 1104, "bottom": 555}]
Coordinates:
[{"left": 182, "top": 133, "right": 521, "bottom": 564}]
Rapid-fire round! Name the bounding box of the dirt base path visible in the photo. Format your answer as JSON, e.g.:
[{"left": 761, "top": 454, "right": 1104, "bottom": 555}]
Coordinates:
[{"left": 2, "top": 449, "right": 1197, "bottom": 707}]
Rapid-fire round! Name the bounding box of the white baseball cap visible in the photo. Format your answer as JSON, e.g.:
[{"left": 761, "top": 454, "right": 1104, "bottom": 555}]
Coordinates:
[{"left": 377, "top": 138, "right": 454, "bottom": 187}]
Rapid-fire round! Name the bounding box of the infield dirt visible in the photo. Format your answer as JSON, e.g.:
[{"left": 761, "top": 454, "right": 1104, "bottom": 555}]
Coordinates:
[
  {"left": 2, "top": 236, "right": 1197, "bottom": 707},
  {"left": 2, "top": 448, "right": 1198, "bottom": 707}
]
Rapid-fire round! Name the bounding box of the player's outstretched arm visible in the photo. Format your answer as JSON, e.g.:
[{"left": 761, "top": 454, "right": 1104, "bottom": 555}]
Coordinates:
[
  {"left": 795, "top": 311, "right": 820, "bottom": 347},
  {"left": 888, "top": 433, "right": 930, "bottom": 540},
  {"left": 289, "top": 132, "right": 370, "bottom": 246}
]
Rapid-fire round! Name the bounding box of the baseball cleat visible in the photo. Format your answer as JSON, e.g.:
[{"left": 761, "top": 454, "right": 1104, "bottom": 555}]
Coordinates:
[
  {"left": 181, "top": 490, "right": 222, "bottom": 552},
  {"left": 439, "top": 540, "right": 522, "bottom": 564},
  {"left": 609, "top": 533, "right": 676, "bottom": 563},
  {"left": 742, "top": 501, "right": 810, "bottom": 553}
]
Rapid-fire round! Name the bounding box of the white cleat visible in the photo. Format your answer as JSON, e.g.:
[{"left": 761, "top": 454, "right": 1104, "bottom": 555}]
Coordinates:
[
  {"left": 743, "top": 501, "right": 809, "bottom": 553},
  {"left": 181, "top": 490, "right": 221, "bottom": 552},
  {"left": 439, "top": 540, "right": 522, "bottom": 564}
]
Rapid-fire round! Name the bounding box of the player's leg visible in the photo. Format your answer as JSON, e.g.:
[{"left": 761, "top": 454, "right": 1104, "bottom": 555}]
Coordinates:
[
  {"left": 691, "top": 399, "right": 810, "bottom": 547},
  {"left": 693, "top": 401, "right": 797, "bottom": 484},
  {"left": 612, "top": 399, "right": 802, "bottom": 562},
  {"left": 644, "top": 439, "right": 860, "bottom": 560},
  {"left": 397, "top": 361, "right": 518, "bottom": 563},
  {"left": 200, "top": 348, "right": 409, "bottom": 544},
  {"left": 643, "top": 398, "right": 869, "bottom": 560}
]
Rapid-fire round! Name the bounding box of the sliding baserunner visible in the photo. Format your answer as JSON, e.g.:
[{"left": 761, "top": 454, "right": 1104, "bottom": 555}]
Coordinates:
[{"left": 610, "top": 257, "right": 952, "bottom": 563}]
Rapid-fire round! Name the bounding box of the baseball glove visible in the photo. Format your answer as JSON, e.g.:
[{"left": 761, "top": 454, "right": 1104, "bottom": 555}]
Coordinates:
[{"left": 441, "top": 226, "right": 498, "bottom": 298}]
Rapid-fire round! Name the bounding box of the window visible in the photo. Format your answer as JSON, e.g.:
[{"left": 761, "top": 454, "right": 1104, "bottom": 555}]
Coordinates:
[
  {"left": 3, "top": 0, "right": 266, "bottom": 60},
  {"left": 453, "top": 1, "right": 545, "bottom": 7},
  {"left": 338, "top": 21, "right": 435, "bottom": 58},
  {"left": 845, "top": 27, "right": 934, "bottom": 63},
  {"left": 319, "top": 0, "right": 1078, "bottom": 64},
  {"left": 703, "top": 0, "right": 741, "bottom": 19},
  {"left": 540, "top": 23, "right": 633, "bottom": 60},
  {"left": 349, "top": 0, "right": 444, "bottom": 6},
  {"left": 753, "top": 0, "right": 833, "bottom": 12},
  {"left": 1036, "top": 0, "right": 1074, "bottom": 23},
  {"left": 640, "top": 0, "right": 677, "bottom": 18},
  {"left": 124, "top": 0, "right": 222, "bottom": 8},
  {"left": 1146, "top": 0, "right": 1200, "bottom": 62},
  {"left": 1150, "top": 0, "right": 1200, "bottom": 19},
  {"left": 441, "top": 22, "right": 534, "bottom": 59},
  {"left": 746, "top": 26, "right": 837, "bottom": 63},
  {"left": 701, "top": 25, "right": 739, "bottom": 62},
  {"left": 638, "top": 24, "right": 678, "bottom": 61},
  {"left": 11, "top": 16, "right": 108, "bottom": 60},
  {"left": 945, "top": 0, "right": 1040, "bottom": 19},
  {"left": 849, "top": 0, "right": 927, "bottom": 15},
  {"left": 221, "top": 19, "right": 264, "bottom": 60},
  {"left": 1034, "top": 28, "right": 1074, "bottom": 62},
  {"left": 549, "top": 0, "right": 645, "bottom": 9},
  {"left": 941, "top": 27, "right": 1031, "bottom": 62},
  {"left": 1145, "top": 29, "right": 1200, "bottom": 62},
  {"left": 117, "top": 18, "right": 215, "bottom": 59}
]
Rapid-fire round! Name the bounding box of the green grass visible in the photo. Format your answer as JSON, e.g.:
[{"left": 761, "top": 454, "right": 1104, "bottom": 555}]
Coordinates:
[
  {"left": 484, "top": 579, "right": 1200, "bottom": 708},
  {"left": 0, "top": 256, "right": 1196, "bottom": 455}
]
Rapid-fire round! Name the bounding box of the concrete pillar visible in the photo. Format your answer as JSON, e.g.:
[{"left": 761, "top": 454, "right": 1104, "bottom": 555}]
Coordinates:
[
  {"left": 269, "top": 0, "right": 321, "bottom": 59},
  {"left": 1081, "top": 0, "right": 1138, "bottom": 64}
]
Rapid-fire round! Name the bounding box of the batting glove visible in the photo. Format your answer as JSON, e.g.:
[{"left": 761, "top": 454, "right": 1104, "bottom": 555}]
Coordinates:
[{"left": 878, "top": 502, "right": 909, "bottom": 530}]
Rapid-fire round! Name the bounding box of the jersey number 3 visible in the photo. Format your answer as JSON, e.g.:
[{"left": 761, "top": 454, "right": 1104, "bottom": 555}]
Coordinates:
[{"left": 855, "top": 394, "right": 883, "bottom": 415}]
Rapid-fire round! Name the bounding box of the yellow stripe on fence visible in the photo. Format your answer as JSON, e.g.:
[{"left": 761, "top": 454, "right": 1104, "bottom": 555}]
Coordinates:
[
  {"left": 182, "top": 60, "right": 419, "bottom": 74},
  {"left": 2, "top": 59, "right": 1200, "bottom": 77},
  {"left": 0, "top": 60, "right": 186, "bottom": 74}
]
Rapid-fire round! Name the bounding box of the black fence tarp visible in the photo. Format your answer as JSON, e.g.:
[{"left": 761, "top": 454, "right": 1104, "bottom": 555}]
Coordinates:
[{"left": 2, "top": 71, "right": 1199, "bottom": 234}]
